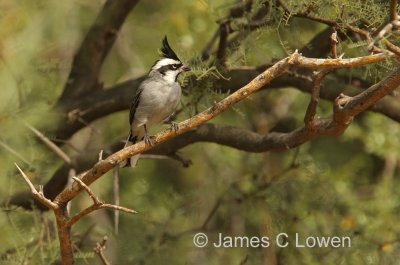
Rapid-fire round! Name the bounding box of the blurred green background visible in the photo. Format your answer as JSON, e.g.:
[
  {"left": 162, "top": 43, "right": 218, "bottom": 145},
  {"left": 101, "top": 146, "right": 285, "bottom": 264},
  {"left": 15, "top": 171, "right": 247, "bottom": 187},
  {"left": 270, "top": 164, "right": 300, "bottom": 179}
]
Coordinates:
[{"left": 0, "top": 0, "right": 399, "bottom": 264}]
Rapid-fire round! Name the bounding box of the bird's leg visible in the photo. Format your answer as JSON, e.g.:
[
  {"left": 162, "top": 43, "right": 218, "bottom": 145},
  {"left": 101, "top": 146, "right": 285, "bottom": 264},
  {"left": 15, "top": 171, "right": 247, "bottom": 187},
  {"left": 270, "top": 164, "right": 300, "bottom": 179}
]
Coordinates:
[
  {"left": 143, "top": 124, "right": 155, "bottom": 146},
  {"left": 170, "top": 121, "right": 179, "bottom": 134}
]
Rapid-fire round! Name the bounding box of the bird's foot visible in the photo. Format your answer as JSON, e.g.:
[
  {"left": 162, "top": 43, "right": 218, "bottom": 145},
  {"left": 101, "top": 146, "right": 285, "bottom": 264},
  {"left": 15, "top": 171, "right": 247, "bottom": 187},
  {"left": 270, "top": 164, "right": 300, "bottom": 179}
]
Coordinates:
[
  {"left": 170, "top": 121, "right": 179, "bottom": 134},
  {"left": 143, "top": 134, "right": 155, "bottom": 146}
]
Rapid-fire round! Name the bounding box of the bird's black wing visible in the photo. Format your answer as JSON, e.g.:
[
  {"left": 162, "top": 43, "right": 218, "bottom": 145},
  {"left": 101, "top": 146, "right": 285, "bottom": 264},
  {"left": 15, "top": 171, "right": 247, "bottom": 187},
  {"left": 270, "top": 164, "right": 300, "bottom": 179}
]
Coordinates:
[{"left": 129, "top": 86, "right": 143, "bottom": 126}]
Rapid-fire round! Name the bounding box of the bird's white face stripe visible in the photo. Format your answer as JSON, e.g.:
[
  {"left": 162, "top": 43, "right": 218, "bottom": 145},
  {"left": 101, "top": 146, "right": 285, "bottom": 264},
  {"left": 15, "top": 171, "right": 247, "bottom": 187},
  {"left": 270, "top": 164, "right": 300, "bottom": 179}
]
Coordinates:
[{"left": 152, "top": 58, "right": 181, "bottom": 70}]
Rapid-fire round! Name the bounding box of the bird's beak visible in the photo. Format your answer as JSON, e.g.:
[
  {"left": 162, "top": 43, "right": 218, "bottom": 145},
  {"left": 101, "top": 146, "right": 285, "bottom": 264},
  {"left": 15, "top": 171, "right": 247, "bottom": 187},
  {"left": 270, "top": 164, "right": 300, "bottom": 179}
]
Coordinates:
[{"left": 180, "top": 65, "right": 191, "bottom": 72}]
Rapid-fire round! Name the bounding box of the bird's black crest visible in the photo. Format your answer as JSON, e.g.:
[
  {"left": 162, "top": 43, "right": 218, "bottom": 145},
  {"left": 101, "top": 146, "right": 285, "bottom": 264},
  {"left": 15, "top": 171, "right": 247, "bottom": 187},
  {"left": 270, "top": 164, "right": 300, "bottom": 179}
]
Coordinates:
[{"left": 160, "top": 36, "right": 180, "bottom": 61}]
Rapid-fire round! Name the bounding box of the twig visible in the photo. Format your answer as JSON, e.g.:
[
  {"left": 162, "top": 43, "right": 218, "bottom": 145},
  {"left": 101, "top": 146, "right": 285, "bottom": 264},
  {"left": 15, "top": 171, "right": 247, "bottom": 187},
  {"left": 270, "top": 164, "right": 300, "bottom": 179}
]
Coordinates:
[
  {"left": 216, "top": 22, "right": 229, "bottom": 66},
  {"left": 66, "top": 177, "right": 136, "bottom": 227},
  {"left": 391, "top": 0, "right": 399, "bottom": 30},
  {"left": 72, "top": 177, "right": 98, "bottom": 204},
  {"left": 0, "top": 140, "right": 31, "bottom": 165},
  {"left": 169, "top": 153, "right": 193, "bottom": 167},
  {"left": 368, "top": 23, "right": 394, "bottom": 50},
  {"left": 113, "top": 166, "right": 120, "bottom": 235},
  {"left": 304, "top": 70, "right": 331, "bottom": 129},
  {"left": 94, "top": 236, "right": 112, "bottom": 265},
  {"left": 200, "top": 29, "right": 220, "bottom": 61},
  {"left": 330, "top": 30, "right": 338, "bottom": 59},
  {"left": 14, "top": 163, "right": 57, "bottom": 210},
  {"left": 295, "top": 52, "right": 393, "bottom": 68},
  {"left": 384, "top": 39, "right": 400, "bottom": 57},
  {"left": 23, "top": 121, "right": 71, "bottom": 164}
]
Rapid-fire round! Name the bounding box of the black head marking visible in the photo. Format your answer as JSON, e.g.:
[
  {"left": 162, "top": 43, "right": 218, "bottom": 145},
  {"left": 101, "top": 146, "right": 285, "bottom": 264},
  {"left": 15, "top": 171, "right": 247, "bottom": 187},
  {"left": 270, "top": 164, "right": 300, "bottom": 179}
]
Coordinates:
[
  {"left": 157, "top": 63, "right": 183, "bottom": 75},
  {"left": 160, "top": 36, "right": 180, "bottom": 61}
]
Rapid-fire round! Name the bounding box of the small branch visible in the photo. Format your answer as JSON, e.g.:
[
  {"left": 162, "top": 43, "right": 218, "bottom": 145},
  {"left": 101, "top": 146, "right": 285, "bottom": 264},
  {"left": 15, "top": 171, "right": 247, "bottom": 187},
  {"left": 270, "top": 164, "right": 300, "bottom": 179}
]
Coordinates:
[
  {"left": 14, "top": 163, "right": 57, "bottom": 210},
  {"left": 216, "top": 22, "right": 229, "bottom": 66},
  {"left": 113, "top": 167, "right": 120, "bottom": 235},
  {"left": 72, "top": 177, "right": 98, "bottom": 204},
  {"left": 202, "top": 197, "right": 223, "bottom": 230},
  {"left": 169, "top": 153, "right": 193, "bottom": 167},
  {"left": 66, "top": 177, "right": 136, "bottom": 227},
  {"left": 304, "top": 70, "right": 330, "bottom": 129},
  {"left": 200, "top": 29, "right": 220, "bottom": 61},
  {"left": 368, "top": 23, "right": 394, "bottom": 50},
  {"left": 94, "top": 236, "right": 112, "bottom": 265},
  {"left": 391, "top": 0, "right": 399, "bottom": 29},
  {"left": 0, "top": 140, "right": 31, "bottom": 165},
  {"left": 384, "top": 39, "right": 400, "bottom": 57},
  {"left": 294, "top": 53, "right": 393, "bottom": 69},
  {"left": 23, "top": 122, "right": 72, "bottom": 164},
  {"left": 330, "top": 30, "right": 338, "bottom": 59}
]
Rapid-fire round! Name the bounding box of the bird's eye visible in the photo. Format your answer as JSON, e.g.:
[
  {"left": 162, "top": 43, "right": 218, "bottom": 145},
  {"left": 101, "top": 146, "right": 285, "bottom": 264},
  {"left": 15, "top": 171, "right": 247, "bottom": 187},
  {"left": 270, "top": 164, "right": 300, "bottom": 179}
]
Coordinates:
[{"left": 171, "top": 65, "right": 178, "bottom": 69}]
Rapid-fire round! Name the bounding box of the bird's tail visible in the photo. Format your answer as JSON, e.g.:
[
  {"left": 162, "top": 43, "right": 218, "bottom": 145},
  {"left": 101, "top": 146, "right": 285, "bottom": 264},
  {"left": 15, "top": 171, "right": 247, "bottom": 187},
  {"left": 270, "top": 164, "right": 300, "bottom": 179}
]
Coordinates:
[{"left": 120, "top": 133, "right": 140, "bottom": 167}]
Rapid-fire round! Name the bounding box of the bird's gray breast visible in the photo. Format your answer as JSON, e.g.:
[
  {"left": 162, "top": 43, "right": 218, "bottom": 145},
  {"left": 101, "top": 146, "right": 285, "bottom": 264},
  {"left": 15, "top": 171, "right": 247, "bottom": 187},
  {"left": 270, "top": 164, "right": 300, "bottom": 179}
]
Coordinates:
[{"left": 135, "top": 79, "right": 181, "bottom": 126}]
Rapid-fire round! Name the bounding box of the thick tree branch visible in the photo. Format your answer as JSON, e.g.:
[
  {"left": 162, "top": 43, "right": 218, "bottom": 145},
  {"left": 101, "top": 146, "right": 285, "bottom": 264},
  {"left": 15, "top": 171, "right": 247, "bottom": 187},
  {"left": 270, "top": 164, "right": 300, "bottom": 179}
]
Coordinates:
[
  {"left": 54, "top": 53, "right": 298, "bottom": 204},
  {"left": 58, "top": 0, "right": 140, "bottom": 102},
  {"left": 51, "top": 52, "right": 400, "bottom": 206},
  {"left": 51, "top": 52, "right": 399, "bottom": 143},
  {"left": 54, "top": 77, "right": 145, "bottom": 142}
]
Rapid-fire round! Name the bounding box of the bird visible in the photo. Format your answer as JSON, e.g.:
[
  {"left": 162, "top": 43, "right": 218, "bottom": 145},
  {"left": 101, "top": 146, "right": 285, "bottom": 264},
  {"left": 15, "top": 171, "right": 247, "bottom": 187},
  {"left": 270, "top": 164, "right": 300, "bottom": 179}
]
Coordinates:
[{"left": 122, "top": 36, "right": 190, "bottom": 167}]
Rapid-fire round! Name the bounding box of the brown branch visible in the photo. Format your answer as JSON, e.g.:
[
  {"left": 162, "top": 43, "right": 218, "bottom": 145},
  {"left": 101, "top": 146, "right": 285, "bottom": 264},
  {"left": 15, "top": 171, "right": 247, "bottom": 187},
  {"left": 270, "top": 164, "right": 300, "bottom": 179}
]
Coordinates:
[
  {"left": 216, "top": 22, "right": 229, "bottom": 66},
  {"left": 384, "top": 39, "right": 400, "bottom": 57},
  {"left": 15, "top": 163, "right": 74, "bottom": 264},
  {"left": 14, "top": 165, "right": 135, "bottom": 264},
  {"left": 94, "top": 236, "right": 112, "bottom": 265},
  {"left": 58, "top": 0, "right": 140, "bottom": 102},
  {"left": 304, "top": 70, "right": 330, "bottom": 129},
  {"left": 368, "top": 23, "right": 394, "bottom": 50},
  {"left": 54, "top": 77, "right": 145, "bottom": 142},
  {"left": 14, "top": 163, "right": 57, "bottom": 210},
  {"left": 8, "top": 50, "right": 400, "bottom": 212},
  {"left": 23, "top": 122, "right": 72, "bottom": 164},
  {"left": 66, "top": 177, "right": 136, "bottom": 227},
  {"left": 12, "top": 59, "right": 400, "bottom": 264},
  {"left": 391, "top": 0, "right": 399, "bottom": 29},
  {"left": 54, "top": 52, "right": 299, "bottom": 204},
  {"left": 295, "top": 53, "right": 393, "bottom": 69},
  {"left": 53, "top": 50, "right": 397, "bottom": 143},
  {"left": 330, "top": 31, "right": 338, "bottom": 59},
  {"left": 199, "top": 0, "right": 268, "bottom": 63},
  {"left": 53, "top": 51, "right": 400, "bottom": 206}
]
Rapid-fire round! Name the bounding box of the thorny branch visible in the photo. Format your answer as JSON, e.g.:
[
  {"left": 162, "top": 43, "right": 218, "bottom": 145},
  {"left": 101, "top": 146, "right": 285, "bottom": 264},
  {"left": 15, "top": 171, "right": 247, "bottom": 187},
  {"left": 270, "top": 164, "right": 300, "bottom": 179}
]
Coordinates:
[
  {"left": 14, "top": 163, "right": 57, "bottom": 210},
  {"left": 52, "top": 51, "right": 400, "bottom": 207},
  {"left": 66, "top": 177, "right": 136, "bottom": 227},
  {"left": 94, "top": 236, "right": 112, "bottom": 265}
]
